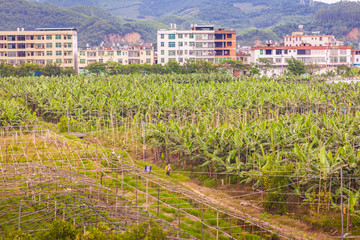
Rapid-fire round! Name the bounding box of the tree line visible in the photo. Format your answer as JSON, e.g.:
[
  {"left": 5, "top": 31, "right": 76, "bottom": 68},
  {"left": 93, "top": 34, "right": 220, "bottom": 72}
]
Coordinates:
[{"left": 0, "top": 62, "right": 76, "bottom": 77}]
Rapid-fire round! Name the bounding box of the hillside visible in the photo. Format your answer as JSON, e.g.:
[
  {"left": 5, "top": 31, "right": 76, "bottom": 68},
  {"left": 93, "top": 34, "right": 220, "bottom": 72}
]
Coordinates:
[
  {"left": 9, "top": 0, "right": 360, "bottom": 47},
  {"left": 0, "top": 0, "right": 167, "bottom": 47}
]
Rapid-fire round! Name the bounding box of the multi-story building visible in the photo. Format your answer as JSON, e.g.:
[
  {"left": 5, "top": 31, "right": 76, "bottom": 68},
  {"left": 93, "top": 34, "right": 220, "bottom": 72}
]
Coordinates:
[
  {"left": 78, "top": 45, "right": 154, "bottom": 73},
  {"left": 157, "top": 24, "right": 236, "bottom": 65},
  {"left": 250, "top": 43, "right": 353, "bottom": 75},
  {"left": 352, "top": 49, "right": 360, "bottom": 67},
  {"left": 214, "top": 28, "right": 237, "bottom": 63},
  {"left": 0, "top": 28, "right": 77, "bottom": 70},
  {"left": 284, "top": 26, "right": 341, "bottom": 47}
]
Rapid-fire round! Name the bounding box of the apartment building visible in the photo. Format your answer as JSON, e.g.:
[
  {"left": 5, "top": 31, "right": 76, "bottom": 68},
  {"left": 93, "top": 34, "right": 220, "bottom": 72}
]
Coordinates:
[
  {"left": 250, "top": 44, "right": 353, "bottom": 75},
  {"left": 352, "top": 49, "right": 360, "bottom": 67},
  {"left": 78, "top": 45, "right": 154, "bottom": 73},
  {"left": 157, "top": 24, "right": 236, "bottom": 65},
  {"left": 284, "top": 26, "right": 341, "bottom": 47},
  {"left": 214, "top": 28, "right": 237, "bottom": 63},
  {"left": 0, "top": 28, "right": 77, "bottom": 69}
]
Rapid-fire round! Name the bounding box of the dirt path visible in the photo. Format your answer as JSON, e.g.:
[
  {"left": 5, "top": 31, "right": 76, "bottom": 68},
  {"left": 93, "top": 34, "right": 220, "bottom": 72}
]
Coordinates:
[{"left": 181, "top": 181, "right": 335, "bottom": 240}]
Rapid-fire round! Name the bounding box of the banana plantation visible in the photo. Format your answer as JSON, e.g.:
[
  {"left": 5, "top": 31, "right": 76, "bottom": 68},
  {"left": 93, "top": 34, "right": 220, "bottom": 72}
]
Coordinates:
[{"left": 1, "top": 73, "right": 360, "bottom": 237}]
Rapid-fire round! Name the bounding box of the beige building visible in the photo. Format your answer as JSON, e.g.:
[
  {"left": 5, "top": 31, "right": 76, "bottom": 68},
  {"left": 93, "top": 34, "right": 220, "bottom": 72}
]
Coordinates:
[
  {"left": 78, "top": 46, "right": 154, "bottom": 73},
  {"left": 0, "top": 28, "right": 78, "bottom": 70},
  {"left": 284, "top": 26, "right": 341, "bottom": 47}
]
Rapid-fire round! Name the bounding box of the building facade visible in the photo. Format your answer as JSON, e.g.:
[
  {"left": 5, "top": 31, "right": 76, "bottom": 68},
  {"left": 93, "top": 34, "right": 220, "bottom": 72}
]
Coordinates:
[
  {"left": 352, "top": 49, "right": 360, "bottom": 67},
  {"left": 78, "top": 46, "right": 154, "bottom": 73},
  {"left": 0, "top": 28, "right": 77, "bottom": 69},
  {"left": 157, "top": 24, "right": 236, "bottom": 65},
  {"left": 251, "top": 45, "right": 353, "bottom": 67},
  {"left": 283, "top": 27, "right": 342, "bottom": 47}
]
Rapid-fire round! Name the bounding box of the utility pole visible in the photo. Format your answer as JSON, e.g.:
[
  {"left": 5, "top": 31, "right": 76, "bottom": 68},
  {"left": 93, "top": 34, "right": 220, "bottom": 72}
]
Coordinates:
[
  {"left": 142, "top": 121, "right": 145, "bottom": 162},
  {"left": 340, "top": 167, "right": 344, "bottom": 240}
]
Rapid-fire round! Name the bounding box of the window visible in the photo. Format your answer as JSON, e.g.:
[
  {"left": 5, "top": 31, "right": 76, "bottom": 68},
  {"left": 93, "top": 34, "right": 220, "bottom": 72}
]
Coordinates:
[
  {"left": 260, "top": 49, "right": 264, "bottom": 55},
  {"left": 161, "top": 42, "right": 164, "bottom": 47},
  {"left": 56, "top": 43, "right": 62, "bottom": 48},
  {"left": 8, "top": 43, "right": 16, "bottom": 49},
  {"left": 117, "top": 51, "right": 122, "bottom": 56},
  {"left": 17, "top": 35, "right": 25, "bottom": 41},
  {"left": 56, "top": 51, "right": 62, "bottom": 56},
  {"left": 46, "top": 51, "right": 52, "bottom": 56},
  {"left": 297, "top": 49, "right": 311, "bottom": 55},
  {"left": 118, "top": 59, "right": 123, "bottom": 64},
  {"left": 46, "top": 43, "right": 53, "bottom": 48},
  {"left": 46, "top": 35, "right": 52, "bottom": 40},
  {"left": 107, "top": 51, "right": 114, "bottom": 56},
  {"left": 80, "top": 51, "right": 85, "bottom": 56},
  {"left": 17, "top": 51, "right": 26, "bottom": 57},
  {"left": 189, "top": 34, "right": 194, "bottom": 39},
  {"left": 161, "top": 50, "right": 165, "bottom": 55},
  {"left": 67, "top": 51, "right": 72, "bottom": 56},
  {"left": 320, "top": 37, "right": 323, "bottom": 41},
  {"left": 284, "top": 50, "right": 288, "bottom": 54},
  {"left": 179, "top": 58, "right": 183, "bottom": 63},
  {"left": 17, "top": 43, "right": 25, "bottom": 49},
  {"left": 189, "top": 42, "right": 195, "bottom": 47},
  {"left": 168, "top": 50, "right": 176, "bottom": 56},
  {"left": 227, "top": 34, "right": 232, "bottom": 38},
  {"left": 169, "top": 34, "right": 175, "bottom": 39},
  {"left": 275, "top": 58, "right": 282, "bottom": 63},
  {"left": 168, "top": 42, "right": 175, "bottom": 48},
  {"left": 146, "top": 50, "right": 151, "bottom": 56},
  {"left": 266, "top": 50, "right": 272, "bottom": 55},
  {"left": 161, "top": 58, "right": 165, "bottom": 63},
  {"left": 330, "top": 57, "right": 338, "bottom": 63},
  {"left": 99, "top": 51, "right": 104, "bottom": 56},
  {"left": 178, "top": 34, "right": 183, "bottom": 39},
  {"left": 179, "top": 42, "right": 183, "bottom": 47},
  {"left": 340, "top": 56, "right": 347, "bottom": 63},
  {"left": 46, "top": 59, "right": 53, "bottom": 64},
  {"left": 37, "top": 35, "right": 43, "bottom": 40},
  {"left": 55, "top": 35, "right": 61, "bottom": 40},
  {"left": 227, "top": 42, "right": 232, "bottom": 47},
  {"left": 276, "top": 49, "right": 282, "bottom": 55},
  {"left": 161, "top": 34, "right": 164, "bottom": 39},
  {"left": 80, "top": 59, "right": 85, "bottom": 64},
  {"left": 67, "top": 35, "right": 72, "bottom": 40},
  {"left": 146, "top": 58, "right": 151, "bottom": 64},
  {"left": 56, "top": 59, "right": 62, "bottom": 64},
  {"left": 8, "top": 51, "right": 16, "bottom": 57}
]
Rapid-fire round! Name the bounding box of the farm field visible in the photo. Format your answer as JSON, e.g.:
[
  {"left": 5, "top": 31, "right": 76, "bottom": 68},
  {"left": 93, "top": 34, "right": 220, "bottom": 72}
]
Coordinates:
[{"left": 1, "top": 73, "right": 360, "bottom": 239}]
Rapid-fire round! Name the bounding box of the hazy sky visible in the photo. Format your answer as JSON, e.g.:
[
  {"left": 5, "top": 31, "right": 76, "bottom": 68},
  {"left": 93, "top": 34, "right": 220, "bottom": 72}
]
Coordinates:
[{"left": 317, "top": 0, "right": 359, "bottom": 3}]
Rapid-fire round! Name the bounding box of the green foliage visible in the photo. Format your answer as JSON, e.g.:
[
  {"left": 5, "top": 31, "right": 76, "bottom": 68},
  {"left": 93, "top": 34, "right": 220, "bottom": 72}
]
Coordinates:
[
  {"left": 1, "top": 220, "right": 166, "bottom": 240},
  {"left": 38, "top": 220, "right": 79, "bottom": 240},
  {"left": 83, "top": 60, "right": 224, "bottom": 76},
  {"left": 0, "top": 62, "right": 75, "bottom": 77},
  {"left": 286, "top": 57, "right": 307, "bottom": 76}
]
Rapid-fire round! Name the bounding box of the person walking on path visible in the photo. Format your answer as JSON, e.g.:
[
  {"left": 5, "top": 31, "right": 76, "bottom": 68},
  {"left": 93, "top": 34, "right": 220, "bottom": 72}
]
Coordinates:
[{"left": 165, "top": 163, "right": 172, "bottom": 176}]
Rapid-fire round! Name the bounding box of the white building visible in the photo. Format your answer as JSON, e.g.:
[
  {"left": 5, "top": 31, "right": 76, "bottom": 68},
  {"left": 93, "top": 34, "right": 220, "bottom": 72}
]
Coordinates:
[
  {"left": 250, "top": 44, "right": 353, "bottom": 74},
  {"left": 157, "top": 24, "right": 236, "bottom": 65},
  {"left": 78, "top": 45, "right": 154, "bottom": 73},
  {"left": 284, "top": 26, "right": 341, "bottom": 47},
  {"left": 0, "top": 28, "right": 78, "bottom": 70}
]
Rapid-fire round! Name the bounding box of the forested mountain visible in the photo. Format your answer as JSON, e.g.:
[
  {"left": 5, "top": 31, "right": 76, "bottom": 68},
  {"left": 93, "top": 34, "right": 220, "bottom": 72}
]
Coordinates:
[
  {"left": 0, "top": 0, "right": 167, "bottom": 47},
  {"left": 7, "top": 0, "right": 360, "bottom": 47}
]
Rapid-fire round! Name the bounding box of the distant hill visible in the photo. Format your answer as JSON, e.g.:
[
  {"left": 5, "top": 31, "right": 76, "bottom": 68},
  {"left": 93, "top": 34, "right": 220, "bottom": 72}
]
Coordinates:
[
  {"left": 8, "top": 0, "right": 360, "bottom": 47},
  {"left": 0, "top": 0, "right": 167, "bottom": 47}
]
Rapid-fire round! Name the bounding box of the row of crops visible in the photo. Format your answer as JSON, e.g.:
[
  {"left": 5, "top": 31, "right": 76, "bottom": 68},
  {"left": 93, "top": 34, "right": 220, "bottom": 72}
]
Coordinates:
[{"left": 1, "top": 73, "right": 360, "bottom": 231}]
